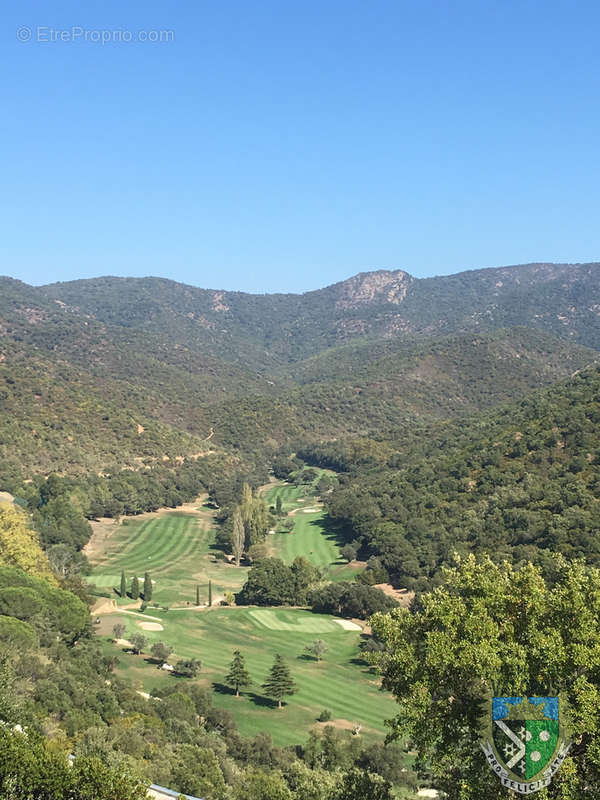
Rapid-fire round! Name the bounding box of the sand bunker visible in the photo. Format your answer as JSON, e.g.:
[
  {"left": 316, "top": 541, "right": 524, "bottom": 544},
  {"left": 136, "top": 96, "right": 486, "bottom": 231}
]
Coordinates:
[
  {"left": 334, "top": 619, "right": 362, "bottom": 631},
  {"left": 137, "top": 621, "right": 164, "bottom": 631},
  {"left": 301, "top": 507, "right": 320, "bottom": 513}
]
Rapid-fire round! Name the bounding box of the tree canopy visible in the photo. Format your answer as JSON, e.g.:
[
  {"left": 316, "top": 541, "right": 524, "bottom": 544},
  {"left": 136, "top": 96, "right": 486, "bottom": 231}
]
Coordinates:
[{"left": 370, "top": 554, "right": 600, "bottom": 798}]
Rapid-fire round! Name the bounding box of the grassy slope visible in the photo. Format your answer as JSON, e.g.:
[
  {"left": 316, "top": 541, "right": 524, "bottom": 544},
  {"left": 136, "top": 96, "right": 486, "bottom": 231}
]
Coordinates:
[
  {"left": 98, "top": 606, "right": 392, "bottom": 746},
  {"left": 88, "top": 504, "right": 248, "bottom": 605}
]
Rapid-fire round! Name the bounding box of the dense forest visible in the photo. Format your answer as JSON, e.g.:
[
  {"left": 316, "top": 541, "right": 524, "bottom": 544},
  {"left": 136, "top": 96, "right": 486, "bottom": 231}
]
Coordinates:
[{"left": 298, "top": 367, "right": 600, "bottom": 590}]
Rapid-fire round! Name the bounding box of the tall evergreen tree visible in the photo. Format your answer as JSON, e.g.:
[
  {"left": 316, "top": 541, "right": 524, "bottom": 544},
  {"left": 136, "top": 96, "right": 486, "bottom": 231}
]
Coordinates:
[
  {"left": 120, "top": 570, "right": 127, "bottom": 599},
  {"left": 276, "top": 495, "right": 283, "bottom": 516},
  {"left": 232, "top": 506, "right": 245, "bottom": 567},
  {"left": 225, "top": 649, "right": 252, "bottom": 697},
  {"left": 208, "top": 580, "right": 212, "bottom": 607},
  {"left": 143, "top": 572, "right": 152, "bottom": 602},
  {"left": 196, "top": 584, "right": 200, "bottom": 606},
  {"left": 239, "top": 482, "right": 270, "bottom": 549},
  {"left": 262, "top": 653, "right": 296, "bottom": 709},
  {"left": 131, "top": 575, "right": 140, "bottom": 600}
]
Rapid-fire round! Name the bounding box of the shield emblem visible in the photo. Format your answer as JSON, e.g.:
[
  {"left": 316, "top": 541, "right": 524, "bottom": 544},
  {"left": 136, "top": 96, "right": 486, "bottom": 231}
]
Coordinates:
[{"left": 481, "top": 696, "right": 571, "bottom": 794}]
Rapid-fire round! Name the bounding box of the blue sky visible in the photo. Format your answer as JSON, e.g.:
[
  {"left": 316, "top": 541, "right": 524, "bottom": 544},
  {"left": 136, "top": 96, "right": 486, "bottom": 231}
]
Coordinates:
[{"left": 1, "top": 1, "right": 599, "bottom": 293}]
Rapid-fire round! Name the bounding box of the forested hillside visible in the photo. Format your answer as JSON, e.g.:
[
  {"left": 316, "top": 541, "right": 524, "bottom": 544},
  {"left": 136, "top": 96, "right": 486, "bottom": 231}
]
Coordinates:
[
  {"left": 2, "top": 263, "right": 598, "bottom": 483},
  {"left": 43, "top": 262, "right": 600, "bottom": 358},
  {"left": 2, "top": 263, "right": 600, "bottom": 798},
  {"left": 308, "top": 366, "right": 600, "bottom": 590}
]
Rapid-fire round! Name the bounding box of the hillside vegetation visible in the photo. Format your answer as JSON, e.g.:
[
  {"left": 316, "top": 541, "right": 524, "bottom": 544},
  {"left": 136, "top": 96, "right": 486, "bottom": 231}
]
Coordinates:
[
  {"left": 310, "top": 366, "right": 600, "bottom": 590},
  {"left": 42, "top": 262, "right": 600, "bottom": 358},
  {"left": 2, "top": 264, "right": 597, "bottom": 481}
]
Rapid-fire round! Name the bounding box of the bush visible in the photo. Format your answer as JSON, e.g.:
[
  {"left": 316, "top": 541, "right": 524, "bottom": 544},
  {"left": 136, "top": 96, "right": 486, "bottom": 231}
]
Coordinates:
[
  {"left": 317, "top": 709, "right": 332, "bottom": 722},
  {"left": 310, "top": 582, "right": 398, "bottom": 619}
]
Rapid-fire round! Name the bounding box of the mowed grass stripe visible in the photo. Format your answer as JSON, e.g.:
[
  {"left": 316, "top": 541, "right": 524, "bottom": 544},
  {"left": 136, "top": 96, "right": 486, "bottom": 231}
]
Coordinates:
[
  {"left": 90, "top": 513, "right": 208, "bottom": 595},
  {"left": 105, "top": 516, "right": 197, "bottom": 574},
  {"left": 130, "top": 518, "right": 199, "bottom": 576},
  {"left": 95, "top": 520, "right": 152, "bottom": 566},
  {"left": 99, "top": 517, "right": 175, "bottom": 569}
]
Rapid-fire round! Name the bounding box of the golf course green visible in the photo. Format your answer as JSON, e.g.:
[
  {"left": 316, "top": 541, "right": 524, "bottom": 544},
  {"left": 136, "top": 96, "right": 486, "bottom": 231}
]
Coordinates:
[{"left": 98, "top": 606, "right": 392, "bottom": 746}]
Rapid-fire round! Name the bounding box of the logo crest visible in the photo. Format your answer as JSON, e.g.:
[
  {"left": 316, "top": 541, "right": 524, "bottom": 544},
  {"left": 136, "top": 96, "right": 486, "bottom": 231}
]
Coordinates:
[{"left": 480, "top": 696, "right": 571, "bottom": 794}]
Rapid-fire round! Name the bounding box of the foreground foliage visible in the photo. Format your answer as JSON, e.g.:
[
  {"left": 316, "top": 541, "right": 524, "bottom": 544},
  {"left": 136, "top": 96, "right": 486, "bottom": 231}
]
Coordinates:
[{"left": 370, "top": 554, "right": 600, "bottom": 799}]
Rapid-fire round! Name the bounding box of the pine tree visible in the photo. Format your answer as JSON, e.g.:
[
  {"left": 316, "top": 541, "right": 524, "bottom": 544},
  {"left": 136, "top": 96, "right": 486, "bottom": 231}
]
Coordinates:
[
  {"left": 208, "top": 580, "right": 212, "bottom": 607},
  {"left": 225, "top": 649, "right": 252, "bottom": 697},
  {"left": 262, "top": 653, "right": 297, "bottom": 709},
  {"left": 196, "top": 584, "right": 200, "bottom": 606},
  {"left": 276, "top": 495, "right": 282, "bottom": 516},
  {"left": 120, "top": 570, "right": 127, "bottom": 599},
  {"left": 232, "top": 506, "right": 244, "bottom": 567},
  {"left": 131, "top": 575, "right": 140, "bottom": 600},
  {"left": 143, "top": 572, "right": 152, "bottom": 602}
]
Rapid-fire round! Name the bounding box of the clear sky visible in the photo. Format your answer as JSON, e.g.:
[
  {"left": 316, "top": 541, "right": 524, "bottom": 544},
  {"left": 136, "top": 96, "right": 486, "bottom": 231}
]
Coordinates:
[{"left": 1, "top": 1, "right": 599, "bottom": 293}]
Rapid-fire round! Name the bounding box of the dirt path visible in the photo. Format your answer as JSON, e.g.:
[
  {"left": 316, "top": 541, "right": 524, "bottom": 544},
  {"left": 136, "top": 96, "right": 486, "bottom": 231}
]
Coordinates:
[{"left": 373, "top": 583, "right": 415, "bottom": 607}]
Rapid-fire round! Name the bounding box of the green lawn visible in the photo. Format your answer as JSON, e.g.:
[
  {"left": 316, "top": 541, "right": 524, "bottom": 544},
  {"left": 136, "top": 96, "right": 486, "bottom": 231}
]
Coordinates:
[
  {"left": 99, "top": 606, "right": 393, "bottom": 747},
  {"left": 88, "top": 508, "right": 248, "bottom": 606},
  {"left": 89, "top": 480, "right": 382, "bottom": 749},
  {"left": 264, "top": 477, "right": 353, "bottom": 577}
]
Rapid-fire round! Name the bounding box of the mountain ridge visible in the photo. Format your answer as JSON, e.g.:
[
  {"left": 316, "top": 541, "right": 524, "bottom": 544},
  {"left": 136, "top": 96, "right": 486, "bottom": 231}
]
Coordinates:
[
  {"left": 1, "top": 262, "right": 599, "bottom": 484},
  {"left": 40, "top": 261, "right": 600, "bottom": 359}
]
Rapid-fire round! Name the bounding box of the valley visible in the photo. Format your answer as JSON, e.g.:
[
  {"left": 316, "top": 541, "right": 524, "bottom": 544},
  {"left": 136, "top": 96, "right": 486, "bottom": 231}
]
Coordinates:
[{"left": 2, "top": 263, "right": 600, "bottom": 799}]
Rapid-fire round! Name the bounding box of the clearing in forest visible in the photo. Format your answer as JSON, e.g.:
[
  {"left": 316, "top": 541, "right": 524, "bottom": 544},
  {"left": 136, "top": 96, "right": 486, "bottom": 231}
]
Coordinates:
[
  {"left": 97, "top": 606, "right": 394, "bottom": 747},
  {"left": 87, "top": 501, "right": 248, "bottom": 605},
  {"left": 264, "top": 476, "right": 363, "bottom": 581}
]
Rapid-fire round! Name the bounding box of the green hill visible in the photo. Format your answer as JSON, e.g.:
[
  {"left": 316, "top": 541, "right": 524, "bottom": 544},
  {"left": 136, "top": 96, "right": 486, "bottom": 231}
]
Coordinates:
[
  {"left": 317, "top": 365, "right": 600, "bottom": 590},
  {"left": 1, "top": 265, "right": 599, "bottom": 484},
  {"left": 42, "top": 262, "right": 600, "bottom": 362}
]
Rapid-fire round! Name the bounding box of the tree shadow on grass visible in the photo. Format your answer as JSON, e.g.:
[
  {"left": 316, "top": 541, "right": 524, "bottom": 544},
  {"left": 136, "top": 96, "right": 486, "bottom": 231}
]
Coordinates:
[
  {"left": 212, "top": 681, "right": 235, "bottom": 696},
  {"left": 349, "top": 656, "right": 369, "bottom": 667},
  {"left": 247, "top": 691, "right": 279, "bottom": 709},
  {"left": 307, "top": 515, "right": 348, "bottom": 555}
]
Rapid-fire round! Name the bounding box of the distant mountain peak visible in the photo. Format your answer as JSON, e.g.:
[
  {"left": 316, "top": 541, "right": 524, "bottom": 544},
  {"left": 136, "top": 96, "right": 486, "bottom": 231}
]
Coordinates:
[{"left": 327, "top": 269, "right": 414, "bottom": 309}]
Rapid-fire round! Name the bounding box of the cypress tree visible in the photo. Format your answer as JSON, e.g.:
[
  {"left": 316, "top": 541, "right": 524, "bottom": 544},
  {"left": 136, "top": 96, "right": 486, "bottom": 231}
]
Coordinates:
[
  {"left": 144, "top": 572, "right": 152, "bottom": 602},
  {"left": 276, "top": 495, "right": 282, "bottom": 516},
  {"left": 131, "top": 575, "right": 140, "bottom": 600},
  {"left": 196, "top": 584, "right": 200, "bottom": 606},
  {"left": 262, "top": 653, "right": 297, "bottom": 709},
  {"left": 232, "top": 506, "right": 244, "bottom": 567},
  {"left": 225, "top": 650, "right": 252, "bottom": 697},
  {"left": 120, "top": 570, "right": 127, "bottom": 599},
  {"left": 208, "top": 580, "right": 212, "bottom": 607}
]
